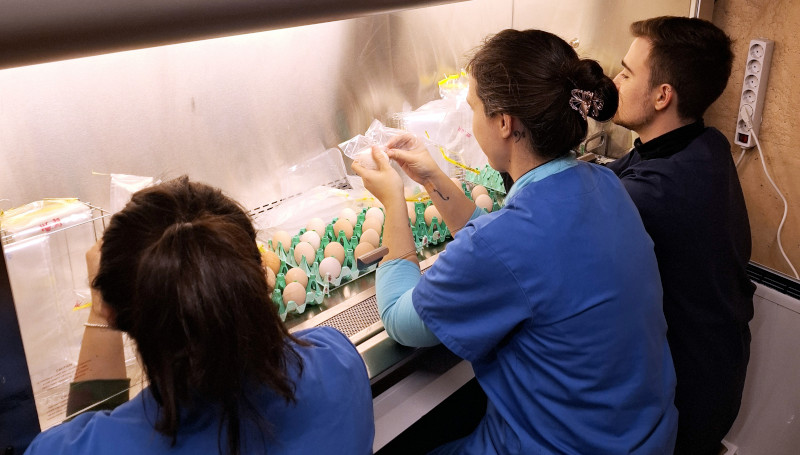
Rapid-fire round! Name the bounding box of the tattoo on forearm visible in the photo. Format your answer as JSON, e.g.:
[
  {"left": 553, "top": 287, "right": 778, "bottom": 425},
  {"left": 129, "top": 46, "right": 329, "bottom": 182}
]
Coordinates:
[
  {"left": 512, "top": 130, "right": 526, "bottom": 143},
  {"left": 433, "top": 188, "right": 450, "bottom": 200}
]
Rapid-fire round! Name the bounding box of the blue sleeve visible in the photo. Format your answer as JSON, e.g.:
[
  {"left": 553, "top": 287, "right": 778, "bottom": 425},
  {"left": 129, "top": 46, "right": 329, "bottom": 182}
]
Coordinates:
[
  {"left": 375, "top": 259, "right": 440, "bottom": 347},
  {"left": 469, "top": 206, "right": 486, "bottom": 220}
]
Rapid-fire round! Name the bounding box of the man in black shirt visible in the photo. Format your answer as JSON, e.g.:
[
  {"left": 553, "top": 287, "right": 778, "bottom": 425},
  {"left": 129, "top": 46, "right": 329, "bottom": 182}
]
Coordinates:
[{"left": 606, "top": 16, "right": 755, "bottom": 455}]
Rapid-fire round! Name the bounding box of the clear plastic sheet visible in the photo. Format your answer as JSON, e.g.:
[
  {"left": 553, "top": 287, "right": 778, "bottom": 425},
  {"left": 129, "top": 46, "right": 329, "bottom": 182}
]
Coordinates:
[{"left": 1, "top": 200, "right": 95, "bottom": 429}]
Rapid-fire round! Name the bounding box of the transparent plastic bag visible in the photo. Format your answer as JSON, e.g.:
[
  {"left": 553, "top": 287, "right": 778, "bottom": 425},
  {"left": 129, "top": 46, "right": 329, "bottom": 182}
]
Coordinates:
[{"left": 110, "top": 174, "right": 157, "bottom": 214}]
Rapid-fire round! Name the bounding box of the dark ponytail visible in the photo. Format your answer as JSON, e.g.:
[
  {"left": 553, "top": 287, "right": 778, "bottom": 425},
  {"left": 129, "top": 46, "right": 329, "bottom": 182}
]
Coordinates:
[
  {"left": 467, "top": 29, "right": 618, "bottom": 160},
  {"left": 93, "top": 176, "right": 304, "bottom": 455}
]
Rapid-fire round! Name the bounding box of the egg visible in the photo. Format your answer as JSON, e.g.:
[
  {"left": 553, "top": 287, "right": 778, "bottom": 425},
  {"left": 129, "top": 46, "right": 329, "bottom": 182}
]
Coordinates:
[
  {"left": 299, "top": 230, "right": 321, "bottom": 250},
  {"left": 332, "top": 218, "right": 354, "bottom": 240},
  {"left": 306, "top": 217, "right": 327, "bottom": 238},
  {"left": 271, "top": 230, "right": 292, "bottom": 254},
  {"left": 261, "top": 249, "right": 281, "bottom": 275},
  {"left": 470, "top": 185, "right": 489, "bottom": 199},
  {"left": 359, "top": 228, "right": 380, "bottom": 249},
  {"left": 365, "top": 206, "right": 385, "bottom": 225},
  {"left": 285, "top": 267, "right": 309, "bottom": 288},
  {"left": 266, "top": 267, "right": 276, "bottom": 290},
  {"left": 424, "top": 205, "right": 441, "bottom": 226},
  {"left": 318, "top": 257, "right": 342, "bottom": 282},
  {"left": 353, "top": 242, "right": 375, "bottom": 260},
  {"left": 282, "top": 281, "right": 307, "bottom": 305},
  {"left": 450, "top": 177, "right": 462, "bottom": 190},
  {"left": 361, "top": 217, "right": 383, "bottom": 236},
  {"left": 354, "top": 146, "right": 389, "bottom": 170},
  {"left": 324, "top": 241, "right": 345, "bottom": 264},
  {"left": 407, "top": 202, "right": 417, "bottom": 224},
  {"left": 293, "top": 241, "right": 316, "bottom": 266},
  {"left": 475, "top": 194, "right": 493, "bottom": 212},
  {"left": 339, "top": 208, "right": 358, "bottom": 225}
]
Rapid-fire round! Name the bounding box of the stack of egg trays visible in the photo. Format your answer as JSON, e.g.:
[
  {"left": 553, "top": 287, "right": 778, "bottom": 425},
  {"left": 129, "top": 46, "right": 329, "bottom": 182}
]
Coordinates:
[{"left": 267, "top": 208, "right": 381, "bottom": 320}]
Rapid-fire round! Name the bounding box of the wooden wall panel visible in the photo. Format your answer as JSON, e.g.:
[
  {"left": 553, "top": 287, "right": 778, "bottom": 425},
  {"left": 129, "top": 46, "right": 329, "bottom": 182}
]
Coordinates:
[{"left": 705, "top": 0, "right": 800, "bottom": 278}]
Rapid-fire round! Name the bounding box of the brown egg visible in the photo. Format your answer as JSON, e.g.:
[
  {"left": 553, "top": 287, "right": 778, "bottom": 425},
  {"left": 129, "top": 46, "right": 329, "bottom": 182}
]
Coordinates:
[
  {"left": 470, "top": 185, "right": 489, "bottom": 199},
  {"left": 293, "top": 241, "right": 316, "bottom": 266},
  {"left": 324, "top": 241, "right": 345, "bottom": 264},
  {"left": 353, "top": 242, "right": 375, "bottom": 260},
  {"left": 450, "top": 177, "right": 462, "bottom": 189},
  {"left": 424, "top": 205, "right": 441, "bottom": 225},
  {"left": 282, "top": 282, "right": 307, "bottom": 305},
  {"left": 475, "top": 194, "right": 493, "bottom": 212},
  {"left": 365, "top": 207, "right": 385, "bottom": 224},
  {"left": 407, "top": 201, "right": 417, "bottom": 224},
  {"left": 359, "top": 228, "right": 380, "bottom": 249},
  {"left": 333, "top": 218, "right": 354, "bottom": 240},
  {"left": 271, "top": 230, "right": 292, "bottom": 254},
  {"left": 266, "top": 267, "right": 276, "bottom": 290},
  {"left": 261, "top": 249, "right": 281, "bottom": 275},
  {"left": 361, "top": 217, "right": 383, "bottom": 236},
  {"left": 285, "top": 267, "right": 309, "bottom": 288}
]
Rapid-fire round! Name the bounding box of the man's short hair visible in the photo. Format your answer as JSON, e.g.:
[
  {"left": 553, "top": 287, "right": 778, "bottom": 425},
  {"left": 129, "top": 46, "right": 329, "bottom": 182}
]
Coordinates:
[{"left": 631, "top": 16, "right": 733, "bottom": 121}]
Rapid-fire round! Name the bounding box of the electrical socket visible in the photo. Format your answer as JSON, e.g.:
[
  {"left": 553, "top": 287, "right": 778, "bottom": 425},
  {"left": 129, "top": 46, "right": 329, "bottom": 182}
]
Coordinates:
[{"left": 735, "top": 38, "right": 774, "bottom": 148}]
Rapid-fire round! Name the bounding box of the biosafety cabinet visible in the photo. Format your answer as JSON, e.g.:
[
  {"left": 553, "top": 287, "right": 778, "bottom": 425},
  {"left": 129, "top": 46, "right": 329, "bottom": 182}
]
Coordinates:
[{"left": 6, "top": 1, "right": 798, "bottom": 454}]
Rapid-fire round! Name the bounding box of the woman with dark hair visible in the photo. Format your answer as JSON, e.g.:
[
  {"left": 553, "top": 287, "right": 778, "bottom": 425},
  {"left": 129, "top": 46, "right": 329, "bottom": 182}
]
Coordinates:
[
  {"left": 353, "top": 29, "right": 678, "bottom": 454},
  {"left": 24, "top": 177, "right": 374, "bottom": 455}
]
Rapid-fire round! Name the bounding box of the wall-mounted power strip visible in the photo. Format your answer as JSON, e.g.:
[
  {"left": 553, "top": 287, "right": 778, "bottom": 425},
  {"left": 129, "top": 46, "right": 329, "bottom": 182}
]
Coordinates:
[{"left": 734, "top": 38, "right": 774, "bottom": 148}]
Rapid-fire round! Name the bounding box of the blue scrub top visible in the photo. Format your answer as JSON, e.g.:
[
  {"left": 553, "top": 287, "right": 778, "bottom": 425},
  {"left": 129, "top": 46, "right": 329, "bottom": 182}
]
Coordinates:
[
  {"left": 413, "top": 161, "right": 678, "bottom": 454},
  {"left": 24, "top": 327, "right": 374, "bottom": 455}
]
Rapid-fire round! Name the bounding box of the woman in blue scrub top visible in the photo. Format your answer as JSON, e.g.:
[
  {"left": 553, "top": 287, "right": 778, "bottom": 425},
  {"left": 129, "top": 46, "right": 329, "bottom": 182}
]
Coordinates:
[
  {"left": 24, "top": 177, "right": 374, "bottom": 455},
  {"left": 353, "top": 29, "right": 678, "bottom": 454}
]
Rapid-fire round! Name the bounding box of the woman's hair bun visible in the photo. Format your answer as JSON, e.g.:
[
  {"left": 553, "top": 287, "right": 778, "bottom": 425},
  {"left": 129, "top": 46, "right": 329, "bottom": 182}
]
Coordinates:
[{"left": 568, "top": 59, "right": 619, "bottom": 122}]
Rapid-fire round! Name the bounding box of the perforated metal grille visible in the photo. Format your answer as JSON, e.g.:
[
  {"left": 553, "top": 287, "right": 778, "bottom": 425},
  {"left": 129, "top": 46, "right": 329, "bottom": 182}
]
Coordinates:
[{"left": 319, "top": 295, "right": 379, "bottom": 337}]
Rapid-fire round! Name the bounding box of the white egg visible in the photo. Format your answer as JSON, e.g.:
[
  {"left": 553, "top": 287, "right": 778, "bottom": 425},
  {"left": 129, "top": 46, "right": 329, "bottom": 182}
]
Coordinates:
[
  {"left": 306, "top": 217, "right": 327, "bottom": 237},
  {"left": 318, "top": 257, "right": 342, "bottom": 282},
  {"left": 424, "top": 205, "right": 441, "bottom": 226},
  {"left": 339, "top": 208, "right": 358, "bottom": 225},
  {"left": 271, "top": 230, "right": 292, "bottom": 254},
  {"left": 361, "top": 217, "right": 383, "bottom": 236},
  {"left": 293, "top": 241, "right": 316, "bottom": 266},
  {"left": 284, "top": 267, "right": 309, "bottom": 288},
  {"left": 282, "top": 281, "right": 307, "bottom": 305},
  {"left": 324, "top": 241, "right": 345, "bottom": 264},
  {"left": 407, "top": 201, "right": 417, "bottom": 224},
  {"left": 359, "top": 228, "right": 380, "bottom": 248},
  {"left": 475, "top": 194, "right": 493, "bottom": 212},
  {"left": 299, "top": 230, "right": 321, "bottom": 250},
  {"left": 471, "top": 185, "right": 489, "bottom": 199},
  {"left": 365, "top": 206, "right": 385, "bottom": 224},
  {"left": 333, "top": 218, "right": 354, "bottom": 240}
]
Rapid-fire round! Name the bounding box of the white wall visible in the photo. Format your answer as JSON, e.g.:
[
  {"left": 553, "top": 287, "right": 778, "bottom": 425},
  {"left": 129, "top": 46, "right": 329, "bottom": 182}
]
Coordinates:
[{"left": 725, "top": 283, "right": 800, "bottom": 455}]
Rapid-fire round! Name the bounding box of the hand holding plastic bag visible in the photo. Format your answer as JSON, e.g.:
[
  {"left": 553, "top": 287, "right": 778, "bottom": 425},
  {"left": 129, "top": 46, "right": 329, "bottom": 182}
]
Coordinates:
[
  {"left": 386, "top": 133, "right": 442, "bottom": 186},
  {"left": 351, "top": 146, "right": 405, "bottom": 208}
]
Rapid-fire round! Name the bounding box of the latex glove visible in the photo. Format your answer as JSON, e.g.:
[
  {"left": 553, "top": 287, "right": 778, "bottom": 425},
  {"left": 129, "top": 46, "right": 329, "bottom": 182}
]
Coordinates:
[
  {"left": 385, "top": 133, "right": 443, "bottom": 186},
  {"left": 352, "top": 145, "right": 405, "bottom": 208}
]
